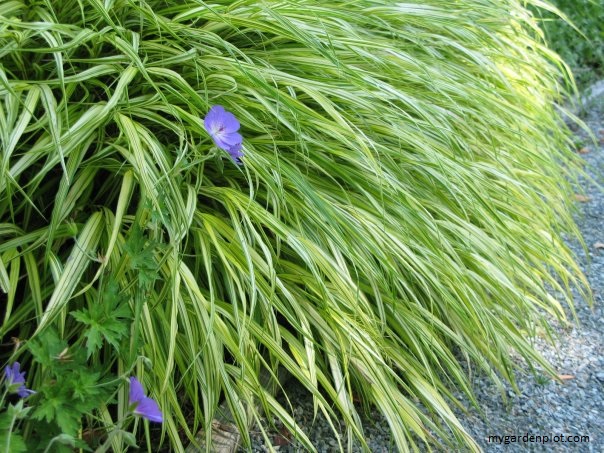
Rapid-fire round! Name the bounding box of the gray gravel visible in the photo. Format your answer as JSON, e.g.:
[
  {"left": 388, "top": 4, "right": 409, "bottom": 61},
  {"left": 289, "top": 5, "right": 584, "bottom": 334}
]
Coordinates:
[{"left": 242, "top": 92, "right": 604, "bottom": 453}]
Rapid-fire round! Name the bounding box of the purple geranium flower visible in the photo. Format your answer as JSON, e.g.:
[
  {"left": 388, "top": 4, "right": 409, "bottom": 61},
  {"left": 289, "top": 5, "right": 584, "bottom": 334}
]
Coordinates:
[
  {"left": 204, "top": 105, "right": 244, "bottom": 164},
  {"left": 4, "top": 362, "right": 35, "bottom": 398},
  {"left": 129, "top": 377, "right": 163, "bottom": 423}
]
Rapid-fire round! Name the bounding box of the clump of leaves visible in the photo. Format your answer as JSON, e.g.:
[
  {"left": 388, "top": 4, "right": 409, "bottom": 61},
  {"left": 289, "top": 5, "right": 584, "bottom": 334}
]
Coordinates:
[
  {"left": 0, "top": 0, "right": 591, "bottom": 451},
  {"left": 71, "top": 280, "right": 131, "bottom": 358},
  {"left": 27, "top": 329, "right": 112, "bottom": 448},
  {"left": 0, "top": 329, "right": 113, "bottom": 452}
]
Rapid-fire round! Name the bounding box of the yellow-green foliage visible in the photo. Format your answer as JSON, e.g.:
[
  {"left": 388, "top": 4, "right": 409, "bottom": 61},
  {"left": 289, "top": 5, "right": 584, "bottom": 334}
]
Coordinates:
[{"left": 0, "top": 0, "right": 589, "bottom": 451}]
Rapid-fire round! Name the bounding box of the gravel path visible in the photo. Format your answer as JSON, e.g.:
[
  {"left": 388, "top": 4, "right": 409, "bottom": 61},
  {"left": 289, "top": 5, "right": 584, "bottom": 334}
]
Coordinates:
[{"left": 242, "top": 92, "right": 604, "bottom": 452}]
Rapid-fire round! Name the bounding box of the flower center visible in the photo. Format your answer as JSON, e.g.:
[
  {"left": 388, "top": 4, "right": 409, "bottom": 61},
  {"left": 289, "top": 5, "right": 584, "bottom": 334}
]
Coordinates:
[{"left": 212, "top": 123, "right": 225, "bottom": 137}]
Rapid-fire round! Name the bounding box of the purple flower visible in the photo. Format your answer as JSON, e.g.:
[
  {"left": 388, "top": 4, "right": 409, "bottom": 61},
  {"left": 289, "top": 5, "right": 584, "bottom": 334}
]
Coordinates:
[
  {"left": 204, "top": 105, "right": 244, "bottom": 164},
  {"left": 4, "top": 362, "right": 35, "bottom": 398},
  {"left": 129, "top": 377, "right": 163, "bottom": 423}
]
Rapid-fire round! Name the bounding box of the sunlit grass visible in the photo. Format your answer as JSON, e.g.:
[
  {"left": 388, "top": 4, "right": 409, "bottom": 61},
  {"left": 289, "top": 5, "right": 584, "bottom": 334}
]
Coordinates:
[{"left": 0, "top": 0, "right": 590, "bottom": 451}]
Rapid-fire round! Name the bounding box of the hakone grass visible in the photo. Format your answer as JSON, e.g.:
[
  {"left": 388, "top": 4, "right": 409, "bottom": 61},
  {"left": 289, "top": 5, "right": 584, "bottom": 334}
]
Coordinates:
[{"left": 0, "top": 0, "right": 591, "bottom": 451}]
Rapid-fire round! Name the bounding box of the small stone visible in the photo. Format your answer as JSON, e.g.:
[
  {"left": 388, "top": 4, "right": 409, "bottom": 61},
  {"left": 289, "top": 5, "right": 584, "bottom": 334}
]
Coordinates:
[{"left": 595, "top": 372, "right": 604, "bottom": 382}]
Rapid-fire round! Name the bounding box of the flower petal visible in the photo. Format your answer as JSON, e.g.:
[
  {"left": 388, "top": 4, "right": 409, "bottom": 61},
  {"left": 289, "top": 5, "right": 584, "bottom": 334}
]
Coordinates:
[
  {"left": 134, "top": 397, "right": 163, "bottom": 423},
  {"left": 5, "top": 363, "right": 25, "bottom": 385},
  {"left": 221, "top": 132, "right": 242, "bottom": 148},
  {"left": 203, "top": 105, "right": 226, "bottom": 132},
  {"left": 129, "top": 377, "right": 145, "bottom": 404},
  {"left": 4, "top": 365, "right": 13, "bottom": 383},
  {"left": 229, "top": 146, "right": 243, "bottom": 157},
  {"left": 17, "top": 386, "right": 36, "bottom": 398},
  {"left": 219, "top": 111, "right": 240, "bottom": 133},
  {"left": 212, "top": 135, "right": 233, "bottom": 152}
]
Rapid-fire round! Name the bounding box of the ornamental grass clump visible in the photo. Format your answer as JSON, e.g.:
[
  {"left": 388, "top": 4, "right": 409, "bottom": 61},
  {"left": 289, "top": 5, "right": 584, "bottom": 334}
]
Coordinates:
[{"left": 0, "top": 0, "right": 590, "bottom": 451}]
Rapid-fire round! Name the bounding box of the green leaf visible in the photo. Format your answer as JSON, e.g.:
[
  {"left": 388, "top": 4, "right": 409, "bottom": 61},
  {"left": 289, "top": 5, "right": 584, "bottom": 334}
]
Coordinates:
[
  {"left": 71, "top": 279, "right": 131, "bottom": 357},
  {"left": 28, "top": 328, "right": 68, "bottom": 368},
  {"left": 121, "top": 432, "right": 138, "bottom": 448},
  {"left": 124, "top": 225, "right": 161, "bottom": 291},
  {"left": 48, "top": 433, "right": 78, "bottom": 449},
  {"left": 0, "top": 432, "right": 27, "bottom": 453},
  {"left": 35, "top": 212, "right": 105, "bottom": 334},
  {"left": 0, "top": 411, "right": 12, "bottom": 432},
  {"left": 71, "top": 370, "right": 103, "bottom": 401},
  {"left": 54, "top": 410, "right": 80, "bottom": 437},
  {"left": 6, "top": 401, "right": 32, "bottom": 420},
  {"left": 83, "top": 328, "right": 103, "bottom": 357},
  {"left": 32, "top": 397, "right": 59, "bottom": 425},
  {"left": 33, "top": 396, "right": 80, "bottom": 437}
]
